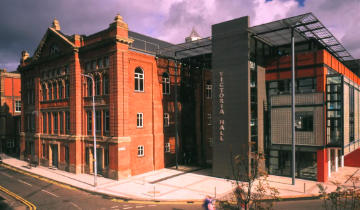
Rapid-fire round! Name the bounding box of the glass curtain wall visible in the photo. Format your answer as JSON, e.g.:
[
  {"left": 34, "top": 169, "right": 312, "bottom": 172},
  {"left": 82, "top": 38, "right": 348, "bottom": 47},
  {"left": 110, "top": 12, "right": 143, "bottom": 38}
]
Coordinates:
[{"left": 326, "top": 75, "right": 342, "bottom": 146}]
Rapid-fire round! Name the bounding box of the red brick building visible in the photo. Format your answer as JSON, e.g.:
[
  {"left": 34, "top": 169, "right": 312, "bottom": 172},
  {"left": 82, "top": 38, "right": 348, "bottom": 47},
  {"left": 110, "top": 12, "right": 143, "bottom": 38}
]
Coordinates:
[
  {"left": 0, "top": 68, "right": 21, "bottom": 155},
  {"left": 18, "top": 15, "right": 212, "bottom": 179}
]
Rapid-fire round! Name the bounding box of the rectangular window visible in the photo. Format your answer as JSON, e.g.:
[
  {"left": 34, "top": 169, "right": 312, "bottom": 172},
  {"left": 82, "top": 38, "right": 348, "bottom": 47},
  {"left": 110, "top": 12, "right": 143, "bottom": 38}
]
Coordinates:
[
  {"left": 85, "top": 62, "right": 91, "bottom": 71},
  {"left": 65, "top": 111, "right": 70, "bottom": 134},
  {"left": 105, "top": 147, "right": 109, "bottom": 167},
  {"left": 87, "top": 111, "right": 92, "bottom": 135},
  {"left": 87, "top": 78, "right": 93, "bottom": 97},
  {"left": 65, "top": 146, "right": 69, "bottom": 163},
  {"left": 103, "top": 110, "right": 109, "bottom": 134},
  {"left": 85, "top": 147, "right": 89, "bottom": 164},
  {"left": 137, "top": 145, "right": 144, "bottom": 157},
  {"left": 97, "top": 58, "right": 103, "bottom": 69},
  {"left": 207, "top": 113, "right": 212, "bottom": 125},
  {"left": 91, "top": 60, "right": 96, "bottom": 70},
  {"left": 137, "top": 113, "right": 143, "bottom": 128},
  {"left": 205, "top": 85, "right": 212, "bottom": 99},
  {"left": 59, "top": 83, "right": 63, "bottom": 99},
  {"left": 15, "top": 101, "right": 21, "bottom": 112},
  {"left": 208, "top": 138, "right": 213, "bottom": 146},
  {"left": 59, "top": 112, "right": 64, "bottom": 134},
  {"left": 53, "top": 112, "right": 58, "bottom": 133},
  {"left": 7, "top": 139, "right": 14, "bottom": 148},
  {"left": 43, "top": 112, "right": 47, "bottom": 133},
  {"left": 53, "top": 84, "right": 57, "bottom": 99},
  {"left": 163, "top": 113, "right": 169, "bottom": 127},
  {"left": 165, "top": 143, "right": 170, "bottom": 153},
  {"left": 103, "top": 75, "right": 109, "bottom": 95},
  {"left": 295, "top": 112, "right": 313, "bottom": 131},
  {"left": 42, "top": 143, "right": 46, "bottom": 158},
  {"left": 104, "top": 56, "right": 109, "bottom": 68},
  {"left": 31, "top": 114, "right": 35, "bottom": 132},
  {"left": 96, "top": 110, "right": 101, "bottom": 134},
  {"left": 49, "top": 85, "right": 52, "bottom": 100},
  {"left": 48, "top": 113, "right": 52, "bottom": 134},
  {"left": 65, "top": 80, "right": 70, "bottom": 98},
  {"left": 95, "top": 77, "right": 101, "bottom": 96}
]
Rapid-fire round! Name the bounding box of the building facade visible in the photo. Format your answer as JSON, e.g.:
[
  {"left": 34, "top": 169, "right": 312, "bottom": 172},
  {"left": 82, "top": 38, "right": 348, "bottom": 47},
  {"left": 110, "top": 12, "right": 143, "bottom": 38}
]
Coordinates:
[
  {"left": 0, "top": 69, "right": 21, "bottom": 155},
  {"left": 18, "top": 15, "right": 213, "bottom": 180},
  {"left": 17, "top": 13, "right": 360, "bottom": 182}
]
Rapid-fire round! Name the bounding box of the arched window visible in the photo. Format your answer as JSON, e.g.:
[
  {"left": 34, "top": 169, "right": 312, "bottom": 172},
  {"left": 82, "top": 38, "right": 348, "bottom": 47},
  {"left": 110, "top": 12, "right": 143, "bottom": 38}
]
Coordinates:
[
  {"left": 48, "top": 83, "right": 53, "bottom": 100},
  {"left": 103, "top": 74, "right": 109, "bottom": 95},
  {"left": 134, "top": 67, "right": 144, "bottom": 92},
  {"left": 95, "top": 76, "right": 101, "bottom": 96},
  {"left": 42, "top": 84, "right": 47, "bottom": 101},
  {"left": 162, "top": 73, "right": 170, "bottom": 95},
  {"left": 87, "top": 77, "right": 93, "bottom": 97}
]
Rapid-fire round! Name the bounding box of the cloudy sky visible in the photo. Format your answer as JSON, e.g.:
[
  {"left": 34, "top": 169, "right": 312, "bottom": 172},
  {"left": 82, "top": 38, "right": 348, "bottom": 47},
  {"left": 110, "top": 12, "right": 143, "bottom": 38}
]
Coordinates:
[{"left": 0, "top": 0, "right": 359, "bottom": 71}]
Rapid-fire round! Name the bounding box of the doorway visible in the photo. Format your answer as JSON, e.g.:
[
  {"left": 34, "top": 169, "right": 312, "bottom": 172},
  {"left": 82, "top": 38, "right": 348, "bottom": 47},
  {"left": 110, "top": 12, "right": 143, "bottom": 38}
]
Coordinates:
[{"left": 51, "top": 144, "right": 58, "bottom": 168}]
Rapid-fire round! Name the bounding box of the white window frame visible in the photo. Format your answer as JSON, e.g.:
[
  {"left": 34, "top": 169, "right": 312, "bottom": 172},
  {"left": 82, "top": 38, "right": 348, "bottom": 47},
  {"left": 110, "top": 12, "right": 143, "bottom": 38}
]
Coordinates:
[
  {"left": 162, "top": 73, "right": 170, "bottom": 95},
  {"left": 137, "top": 145, "right": 144, "bottom": 157},
  {"left": 15, "top": 101, "right": 21, "bottom": 112},
  {"left": 165, "top": 143, "right": 170, "bottom": 153},
  {"left": 206, "top": 84, "right": 212, "bottom": 99},
  {"left": 137, "top": 113, "right": 143, "bottom": 128},
  {"left": 134, "top": 67, "right": 144, "bottom": 92},
  {"left": 164, "top": 113, "right": 169, "bottom": 127}
]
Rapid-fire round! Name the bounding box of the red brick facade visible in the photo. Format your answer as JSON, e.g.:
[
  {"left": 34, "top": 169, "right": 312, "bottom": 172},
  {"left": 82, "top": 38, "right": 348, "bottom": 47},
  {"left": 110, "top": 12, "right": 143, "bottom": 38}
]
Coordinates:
[
  {"left": 18, "top": 15, "right": 168, "bottom": 180},
  {"left": 0, "top": 69, "right": 21, "bottom": 154}
]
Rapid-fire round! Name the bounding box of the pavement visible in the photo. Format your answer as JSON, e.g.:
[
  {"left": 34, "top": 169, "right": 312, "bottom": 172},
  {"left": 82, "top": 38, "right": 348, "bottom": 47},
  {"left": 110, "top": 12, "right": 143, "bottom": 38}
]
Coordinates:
[{"left": 0, "top": 153, "right": 359, "bottom": 203}]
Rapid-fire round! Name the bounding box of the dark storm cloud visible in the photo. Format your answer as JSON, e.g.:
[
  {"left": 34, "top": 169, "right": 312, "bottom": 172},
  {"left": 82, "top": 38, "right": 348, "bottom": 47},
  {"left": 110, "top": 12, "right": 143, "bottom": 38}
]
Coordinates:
[
  {"left": 0, "top": 0, "right": 359, "bottom": 72},
  {"left": 0, "top": 0, "right": 160, "bottom": 71}
]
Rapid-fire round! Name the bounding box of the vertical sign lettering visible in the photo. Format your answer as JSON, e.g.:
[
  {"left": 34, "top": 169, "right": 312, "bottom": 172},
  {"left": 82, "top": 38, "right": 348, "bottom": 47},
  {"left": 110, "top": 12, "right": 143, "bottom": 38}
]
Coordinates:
[{"left": 219, "top": 72, "right": 225, "bottom": 141}]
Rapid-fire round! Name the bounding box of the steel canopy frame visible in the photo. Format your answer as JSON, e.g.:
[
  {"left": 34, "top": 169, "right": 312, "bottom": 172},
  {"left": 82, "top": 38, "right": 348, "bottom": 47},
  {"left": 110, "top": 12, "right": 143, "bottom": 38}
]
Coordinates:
[
  {"left": 248, "top": 12, "right": 354, "bottom": 62},
  {"left": 157, "top": 37, "right": 212, "bottom": 59}
]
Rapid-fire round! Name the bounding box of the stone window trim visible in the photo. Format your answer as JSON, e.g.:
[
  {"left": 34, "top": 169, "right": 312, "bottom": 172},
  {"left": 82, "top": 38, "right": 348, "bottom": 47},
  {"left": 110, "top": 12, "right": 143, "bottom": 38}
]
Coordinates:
[{"left": 41, "top": 79, "right": 68, "bottom": 102}]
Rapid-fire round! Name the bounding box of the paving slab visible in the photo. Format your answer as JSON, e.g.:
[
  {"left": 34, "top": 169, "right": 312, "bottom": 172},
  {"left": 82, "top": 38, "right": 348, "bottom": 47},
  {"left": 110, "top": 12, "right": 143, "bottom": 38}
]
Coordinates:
[{"left": 1, "top": 153, "right": 359, "bottom": 202}]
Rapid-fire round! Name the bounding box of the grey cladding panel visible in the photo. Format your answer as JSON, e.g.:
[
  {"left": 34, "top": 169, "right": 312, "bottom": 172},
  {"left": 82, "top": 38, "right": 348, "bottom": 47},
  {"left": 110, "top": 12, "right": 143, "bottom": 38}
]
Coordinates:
[{"left": 212, "top": 16, "right": 250, "bottom": 179}]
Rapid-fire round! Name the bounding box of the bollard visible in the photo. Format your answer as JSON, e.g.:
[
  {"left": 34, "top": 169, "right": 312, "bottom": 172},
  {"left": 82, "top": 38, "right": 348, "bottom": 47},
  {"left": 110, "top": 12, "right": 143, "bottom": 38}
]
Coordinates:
[
  {"left": 215, "top": 187, "right": 217, "bottom": 198},
  {"left": 303, "top": 183, "right": 306, "bottom": 193}
]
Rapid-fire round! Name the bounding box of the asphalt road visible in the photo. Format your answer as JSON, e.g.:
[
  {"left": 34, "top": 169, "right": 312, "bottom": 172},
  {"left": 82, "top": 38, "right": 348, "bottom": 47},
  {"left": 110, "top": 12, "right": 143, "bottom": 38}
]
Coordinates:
[{"left": 0, "top": 164, "right": 202, "bottom": 210}]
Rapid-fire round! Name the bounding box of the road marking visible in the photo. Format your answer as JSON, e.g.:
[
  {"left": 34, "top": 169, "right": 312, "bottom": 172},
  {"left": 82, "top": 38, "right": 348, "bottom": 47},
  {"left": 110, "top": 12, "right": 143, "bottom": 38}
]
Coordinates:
[
  {"left": 135, "top": 206, "right": 144, "bottom": 208},
  {"left": 41, "top": 189, "right": 59, "bottom": 197},
  {"left": 0, "top": 172, "right": 14, "bottom": 178},
  {"left": 1, "top": 163, "right": 77, "bottom": 191},
  {"left": 70, "top": 201, "right": 82, "bottom": 209},
  {"left": 111, "top": 206, "right": 119, "bottom": 209},
  {"left": 148, "top": 204, "right": 156, "bottom": 206},
  {"left": 18, "top": 179, "right": 32, "bottom": 186},
  {"left": 123, "top": 207, "right": 133, "bottom": 209},
  {"left": 0, "top": 184, "right": 37, "bottom": 210}
]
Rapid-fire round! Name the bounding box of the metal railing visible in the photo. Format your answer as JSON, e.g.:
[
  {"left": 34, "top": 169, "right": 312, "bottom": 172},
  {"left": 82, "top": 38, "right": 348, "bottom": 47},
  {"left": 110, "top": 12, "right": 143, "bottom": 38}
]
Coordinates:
[{"left": 344, "top": 139, "right": 360, "bottom": 155}]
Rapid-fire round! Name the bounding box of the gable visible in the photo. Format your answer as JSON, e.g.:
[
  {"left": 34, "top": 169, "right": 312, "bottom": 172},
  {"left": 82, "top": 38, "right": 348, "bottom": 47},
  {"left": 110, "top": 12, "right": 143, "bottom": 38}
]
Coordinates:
[{"left": 33, "top": 28, "right": 75, "bottom": 60}]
